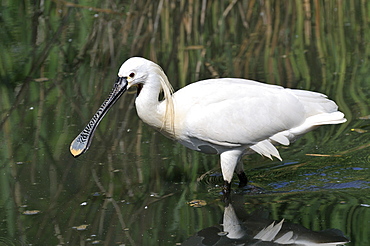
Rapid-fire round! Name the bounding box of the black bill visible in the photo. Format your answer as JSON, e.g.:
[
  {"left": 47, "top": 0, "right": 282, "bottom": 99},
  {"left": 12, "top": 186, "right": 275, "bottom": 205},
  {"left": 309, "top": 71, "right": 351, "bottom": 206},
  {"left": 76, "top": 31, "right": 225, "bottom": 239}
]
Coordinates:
[{"left": 70, "top": 77, "right": 128, "bottom": 157}]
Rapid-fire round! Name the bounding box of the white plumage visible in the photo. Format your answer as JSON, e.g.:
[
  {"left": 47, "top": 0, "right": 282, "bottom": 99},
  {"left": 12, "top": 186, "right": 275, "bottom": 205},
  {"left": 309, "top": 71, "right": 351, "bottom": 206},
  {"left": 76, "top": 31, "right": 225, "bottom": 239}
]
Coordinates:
[{"left": 70, "top": 57, "right": 346, "bottom": 195}]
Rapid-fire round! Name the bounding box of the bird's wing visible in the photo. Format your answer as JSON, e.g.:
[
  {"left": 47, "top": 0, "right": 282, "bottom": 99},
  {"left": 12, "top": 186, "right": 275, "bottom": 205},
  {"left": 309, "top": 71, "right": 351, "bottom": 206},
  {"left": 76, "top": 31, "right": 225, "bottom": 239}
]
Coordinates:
[{"left": 174, "top": 79, "right": 305, "bottom": 147}]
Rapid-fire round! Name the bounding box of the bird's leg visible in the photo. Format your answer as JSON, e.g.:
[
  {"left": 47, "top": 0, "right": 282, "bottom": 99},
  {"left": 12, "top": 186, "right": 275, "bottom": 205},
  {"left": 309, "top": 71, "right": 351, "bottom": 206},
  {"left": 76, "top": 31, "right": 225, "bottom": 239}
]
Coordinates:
[
  {"left": 236, "top": 171, "right": 248, "bottom": 188},
  {"left": 220, "top": 151, "right": 243, "bottom": 203},
  {"left": 222, "top": 181, "right": 231, "bottom": 204},
  {"left": 235, "top": 160, "right": 248, "bottom": 187}
]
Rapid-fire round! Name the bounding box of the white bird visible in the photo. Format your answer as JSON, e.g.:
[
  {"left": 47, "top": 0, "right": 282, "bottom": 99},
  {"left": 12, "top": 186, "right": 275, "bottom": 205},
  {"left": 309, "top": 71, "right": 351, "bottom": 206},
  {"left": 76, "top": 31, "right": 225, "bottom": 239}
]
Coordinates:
[{"left": 70, "top": 57, "right": 346, "bottom": 195}]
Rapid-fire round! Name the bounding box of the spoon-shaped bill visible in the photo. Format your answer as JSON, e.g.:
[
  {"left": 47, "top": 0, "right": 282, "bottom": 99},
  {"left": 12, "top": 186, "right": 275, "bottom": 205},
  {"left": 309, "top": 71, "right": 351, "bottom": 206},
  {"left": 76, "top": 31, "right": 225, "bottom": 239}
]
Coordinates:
[{"left": 70, "top": 77, "right": 128, "bottom": 157}]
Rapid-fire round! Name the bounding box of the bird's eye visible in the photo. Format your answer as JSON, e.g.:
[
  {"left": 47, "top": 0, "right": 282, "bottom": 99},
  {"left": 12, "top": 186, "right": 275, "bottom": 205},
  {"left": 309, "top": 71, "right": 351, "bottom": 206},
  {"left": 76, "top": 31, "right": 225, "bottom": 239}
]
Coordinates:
[{"left": 129, "top": 72, "right": 135, "bottom": 78}]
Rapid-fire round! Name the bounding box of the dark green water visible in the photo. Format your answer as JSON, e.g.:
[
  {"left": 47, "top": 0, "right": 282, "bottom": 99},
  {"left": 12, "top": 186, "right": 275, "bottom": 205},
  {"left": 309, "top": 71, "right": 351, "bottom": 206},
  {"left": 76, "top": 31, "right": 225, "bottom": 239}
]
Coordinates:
[{"left": 1, "top": 1, "right": 369, "bottom": 245}]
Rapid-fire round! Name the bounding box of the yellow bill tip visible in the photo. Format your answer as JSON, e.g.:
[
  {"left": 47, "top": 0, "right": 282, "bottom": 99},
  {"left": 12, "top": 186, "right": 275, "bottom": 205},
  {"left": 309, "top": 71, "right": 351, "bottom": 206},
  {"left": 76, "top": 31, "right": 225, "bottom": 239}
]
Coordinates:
[{"left": 70, "top": 146, "right": 84, "bottom": 157}]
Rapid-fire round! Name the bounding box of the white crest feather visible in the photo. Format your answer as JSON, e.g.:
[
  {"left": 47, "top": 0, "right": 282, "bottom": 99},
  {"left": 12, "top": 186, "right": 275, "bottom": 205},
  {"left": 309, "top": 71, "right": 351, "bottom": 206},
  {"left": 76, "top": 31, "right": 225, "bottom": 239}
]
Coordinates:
[{"left": 155, "top": 65, "right": 175, "bottom": 136}]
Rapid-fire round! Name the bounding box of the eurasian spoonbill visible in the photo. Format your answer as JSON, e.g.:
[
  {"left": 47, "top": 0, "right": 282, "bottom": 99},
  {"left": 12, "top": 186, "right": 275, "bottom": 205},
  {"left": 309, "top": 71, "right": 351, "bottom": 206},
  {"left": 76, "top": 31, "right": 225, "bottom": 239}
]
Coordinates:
[{"left": 70, "top": 57, "right": 346, "bottom": 195}]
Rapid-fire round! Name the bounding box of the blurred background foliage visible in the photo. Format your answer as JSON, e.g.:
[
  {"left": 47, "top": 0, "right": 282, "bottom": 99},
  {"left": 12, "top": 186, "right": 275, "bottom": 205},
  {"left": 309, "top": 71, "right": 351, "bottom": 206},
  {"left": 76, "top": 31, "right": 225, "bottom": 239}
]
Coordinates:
[{"left": 0, "top": 0, "right": 369, "bottom": 245}]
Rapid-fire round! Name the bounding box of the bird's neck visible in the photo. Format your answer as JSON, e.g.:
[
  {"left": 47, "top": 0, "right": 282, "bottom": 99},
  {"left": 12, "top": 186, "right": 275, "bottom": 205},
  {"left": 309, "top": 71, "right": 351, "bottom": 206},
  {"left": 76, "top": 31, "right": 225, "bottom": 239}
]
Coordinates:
[{"left": 135, "top": 72, "right": 175, "bottom": 137}]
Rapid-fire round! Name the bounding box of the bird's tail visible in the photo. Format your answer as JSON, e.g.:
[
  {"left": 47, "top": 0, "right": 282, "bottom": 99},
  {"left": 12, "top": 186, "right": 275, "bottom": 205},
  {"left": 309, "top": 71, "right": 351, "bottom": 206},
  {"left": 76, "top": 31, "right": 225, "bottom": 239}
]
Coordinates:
[
  {"left": 290, "top": 111, "right": 346, "bottom": 136},
  {"left": 289, "top": 89, "right": 347, "bottom": 136}
]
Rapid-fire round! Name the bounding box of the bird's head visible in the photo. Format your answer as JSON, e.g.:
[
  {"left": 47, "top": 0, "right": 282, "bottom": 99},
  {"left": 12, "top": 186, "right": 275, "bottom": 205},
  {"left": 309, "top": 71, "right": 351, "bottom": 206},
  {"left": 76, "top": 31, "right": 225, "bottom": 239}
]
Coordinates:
[
  {"left": 118, "top": 57, "right": 150, "bottom": 85},
  {"left": 118, "top": 57, "right": 165, "bottom": 96}
]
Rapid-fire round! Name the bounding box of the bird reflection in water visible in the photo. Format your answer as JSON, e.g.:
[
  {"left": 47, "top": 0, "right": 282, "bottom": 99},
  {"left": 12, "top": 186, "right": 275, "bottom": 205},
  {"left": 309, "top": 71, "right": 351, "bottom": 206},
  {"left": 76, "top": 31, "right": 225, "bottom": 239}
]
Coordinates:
[{"left": 182, "top": 197, "right": 349, "bottom": 246}]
